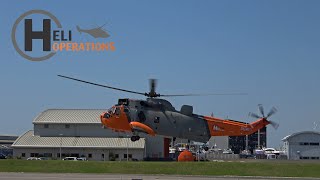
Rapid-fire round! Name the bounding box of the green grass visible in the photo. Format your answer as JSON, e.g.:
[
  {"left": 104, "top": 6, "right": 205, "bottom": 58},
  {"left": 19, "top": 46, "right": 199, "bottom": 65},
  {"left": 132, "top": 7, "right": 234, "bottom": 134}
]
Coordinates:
[{"left": 1, "top": 160, "right": 320, "bottom": 177}]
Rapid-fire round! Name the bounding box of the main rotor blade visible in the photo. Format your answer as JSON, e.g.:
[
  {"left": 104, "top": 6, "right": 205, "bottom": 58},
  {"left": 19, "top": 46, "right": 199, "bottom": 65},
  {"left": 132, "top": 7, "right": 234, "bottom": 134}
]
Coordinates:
[
  {"left": 161, "top": 93, "right": 248, "bottom": 97},
  {"left": 258, "top": 104, "right": 265, "bottom": 117},
  {"left": 266, "top": 107, "right": 278, "bottom": 118},
  {"left": 58, "top": 75, "right": 146, "bottom": 96},
  {"left": 249, "top": 112, "right": 261, "bottom": 119}
]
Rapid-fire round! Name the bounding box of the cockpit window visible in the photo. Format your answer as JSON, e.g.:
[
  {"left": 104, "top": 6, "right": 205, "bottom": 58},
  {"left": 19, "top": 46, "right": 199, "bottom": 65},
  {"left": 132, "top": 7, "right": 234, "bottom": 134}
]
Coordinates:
[
  {"left": 115, "top": 107, "right": 120, "bottom": 116},
  {"left": 107, "top": 107, "right": 114, "bottom": 114},
  {"left": 103, "top": 113, "right": 110, "bottom": 119}
]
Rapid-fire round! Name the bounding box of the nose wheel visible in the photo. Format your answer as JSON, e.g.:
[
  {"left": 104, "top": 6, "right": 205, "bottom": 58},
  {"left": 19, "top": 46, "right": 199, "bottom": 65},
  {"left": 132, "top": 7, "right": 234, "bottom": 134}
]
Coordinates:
[{"left": 130, "top": 135, "right": 140, "bottom": 142}]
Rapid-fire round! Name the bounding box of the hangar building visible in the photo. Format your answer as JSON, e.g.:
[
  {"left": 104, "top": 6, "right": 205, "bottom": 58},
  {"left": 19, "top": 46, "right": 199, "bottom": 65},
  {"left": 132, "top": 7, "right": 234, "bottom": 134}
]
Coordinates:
[
  {"left": 0, "top": 135, "right": 18, "bottom": 157},
  {"left": 282, "top": 131, "right": 320, "bottom": 160},
  {"left": 12, "top": 109, "right": 167, "bottom": 161}
]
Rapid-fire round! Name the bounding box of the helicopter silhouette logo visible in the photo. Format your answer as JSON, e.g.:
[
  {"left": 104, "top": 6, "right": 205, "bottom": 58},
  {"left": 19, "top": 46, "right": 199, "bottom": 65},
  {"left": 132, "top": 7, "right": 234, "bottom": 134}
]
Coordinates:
[{"left": 76, "top": 23, "right": 110, "bottom": 38}]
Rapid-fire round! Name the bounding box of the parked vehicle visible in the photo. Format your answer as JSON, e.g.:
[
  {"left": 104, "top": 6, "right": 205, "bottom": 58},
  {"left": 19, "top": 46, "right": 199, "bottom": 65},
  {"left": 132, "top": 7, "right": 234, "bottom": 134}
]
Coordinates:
[
  {"left": 63, "top": 157, "right": 78, "bottom": 161},
  {"left": 0, "top": 154, "right": 6, "bottom": 159},
  {"left": 76, "top": 157, "right": 87, "bottom": 161},
  {"left": 267, "top": 154, "right": 276, "bottom": 159},
  {"left": 27, "top": 157, "right": 41, "bottom": 160},
  {"left": 173, "top": 143, "right": 187, "bottom": 152},
  {"left": 222, "top": 149, "right": 234, "bottom": 154}
]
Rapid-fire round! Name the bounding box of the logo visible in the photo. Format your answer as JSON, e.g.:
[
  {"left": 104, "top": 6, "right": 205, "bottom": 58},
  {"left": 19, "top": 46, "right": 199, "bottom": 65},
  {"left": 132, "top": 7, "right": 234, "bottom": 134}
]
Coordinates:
[
  {"left": 212, "top": 125, "right": 224, "bottom": 131},
  {"left": 12, "top": 10, "right": 115, "bottom": 61},
  {"left": 240, "top": 127, "right": 252, "bottom": 131}
]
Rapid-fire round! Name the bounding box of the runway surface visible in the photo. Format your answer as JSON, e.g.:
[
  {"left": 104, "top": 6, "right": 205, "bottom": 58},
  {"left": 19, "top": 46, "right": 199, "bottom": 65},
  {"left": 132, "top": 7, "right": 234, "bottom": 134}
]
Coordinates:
[{"left": 0, "top": 173, "right": 320, "bottom": 180}]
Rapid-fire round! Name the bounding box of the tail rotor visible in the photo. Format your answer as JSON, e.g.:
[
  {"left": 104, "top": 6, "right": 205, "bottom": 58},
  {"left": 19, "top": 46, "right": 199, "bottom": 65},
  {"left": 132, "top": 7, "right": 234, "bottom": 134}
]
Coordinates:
[{"left": 249, "top": 104, "right": 279, "bottom": 129}]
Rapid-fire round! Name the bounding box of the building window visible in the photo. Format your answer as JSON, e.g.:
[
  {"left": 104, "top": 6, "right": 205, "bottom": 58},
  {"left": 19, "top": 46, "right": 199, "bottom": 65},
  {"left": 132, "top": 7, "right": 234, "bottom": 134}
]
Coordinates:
[
  {"left": 115, "top": 154, "right": 119, "bottom": 158},
  {"left": 21, "top": 153, "right": 25, "bottom": 157},
  {"left": 88, "top": 154, "right": 92, "bottom": 158},
  {"left": 310, "top": 142, "right": 320, "bottom": 146},
  {"left": 57, "top": 153, "right": 60, "bottom": 158},
  {"left": 44, "top": 153, "right": 52, "bottom": 157},
  {"left": 124, "top": 154, "right": 132, "bottom": 158},
  {"left": 102, "top": 154, "right": 104, "bottom": 158},
  {"left": 299, "top": 142, "right": 310, "bottom": 146},
  {"left": 30, "top": 153, "right": 39, "bottom": 157},
  {"left": 44, "top": 124, "right": 49, "bottom": 128},
  {"left": 299, "top": 142, "right": 320, "bottom": 146},
  {"left": 65, "top": 124, "right": 70, "bottom": 129}
]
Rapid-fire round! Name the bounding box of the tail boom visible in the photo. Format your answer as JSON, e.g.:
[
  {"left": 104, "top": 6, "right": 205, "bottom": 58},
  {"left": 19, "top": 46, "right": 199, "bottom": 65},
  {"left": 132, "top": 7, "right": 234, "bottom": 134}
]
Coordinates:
[{"left": 204, "top": 116, "right": 270, "bottom": 137}]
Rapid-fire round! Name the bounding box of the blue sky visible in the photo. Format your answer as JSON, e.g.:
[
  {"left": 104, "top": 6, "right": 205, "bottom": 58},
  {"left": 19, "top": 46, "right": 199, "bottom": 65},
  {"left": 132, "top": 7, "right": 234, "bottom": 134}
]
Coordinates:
[{"left": 1, "top": 0, "right": 320, "bottom": 147}]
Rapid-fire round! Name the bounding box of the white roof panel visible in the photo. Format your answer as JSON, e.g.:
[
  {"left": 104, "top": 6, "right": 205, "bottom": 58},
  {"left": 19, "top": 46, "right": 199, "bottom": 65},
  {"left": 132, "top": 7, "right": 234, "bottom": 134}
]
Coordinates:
[
  {"left": 12, "top": 130, "right": 145, "bottom": 149},
  {"left": 33, "top": 109, "right": 106, "bottom": 124}
]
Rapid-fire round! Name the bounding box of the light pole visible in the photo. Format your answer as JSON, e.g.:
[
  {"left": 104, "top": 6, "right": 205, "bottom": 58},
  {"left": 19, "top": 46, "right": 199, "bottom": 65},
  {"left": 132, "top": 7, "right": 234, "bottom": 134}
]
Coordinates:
[
  {"left": 126, "top": 135, "right": 129, "bottom": 162},
  {"left": 257, "top": 129, "right": 260, "bottom": 149},
  {"left": 59, "top": 134, "right": 63, "bottom": 160}
]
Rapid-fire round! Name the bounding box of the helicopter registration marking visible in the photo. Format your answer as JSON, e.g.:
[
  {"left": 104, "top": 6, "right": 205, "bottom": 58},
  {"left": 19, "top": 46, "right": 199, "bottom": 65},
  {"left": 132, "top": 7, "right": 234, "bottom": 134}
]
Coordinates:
[
  {"left": 213, "top": 125, "right": 223, "bottom": 131},
  {"left": 240, "top": 127, "right": 252, "bottom": 131}
]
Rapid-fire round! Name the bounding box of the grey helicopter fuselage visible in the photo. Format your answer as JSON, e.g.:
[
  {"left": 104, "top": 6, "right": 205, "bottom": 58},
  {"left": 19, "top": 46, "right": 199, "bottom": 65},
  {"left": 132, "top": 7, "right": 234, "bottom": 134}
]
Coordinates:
[{"left": 117, "top": 98, "right": 211, "bottom": 142}]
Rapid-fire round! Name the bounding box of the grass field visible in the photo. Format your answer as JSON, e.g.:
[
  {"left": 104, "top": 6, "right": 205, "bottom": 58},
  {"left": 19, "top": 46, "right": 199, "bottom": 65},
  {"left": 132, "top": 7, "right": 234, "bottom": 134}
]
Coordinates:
[{"left": 1, "top": 160, "right": 320, "bottom": 177}]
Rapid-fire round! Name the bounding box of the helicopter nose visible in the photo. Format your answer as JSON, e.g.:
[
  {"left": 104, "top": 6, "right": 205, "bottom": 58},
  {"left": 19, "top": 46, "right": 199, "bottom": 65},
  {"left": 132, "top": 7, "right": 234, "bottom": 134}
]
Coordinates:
[{"left": 100, "top": 112, "right": 109, "bottom": 126}]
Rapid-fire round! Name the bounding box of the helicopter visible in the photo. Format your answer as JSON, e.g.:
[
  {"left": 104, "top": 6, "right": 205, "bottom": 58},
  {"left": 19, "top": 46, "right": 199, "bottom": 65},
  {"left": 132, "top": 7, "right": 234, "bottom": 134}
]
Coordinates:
[{"left": 58, "top": 75, "right": 278, "bottom": 145}]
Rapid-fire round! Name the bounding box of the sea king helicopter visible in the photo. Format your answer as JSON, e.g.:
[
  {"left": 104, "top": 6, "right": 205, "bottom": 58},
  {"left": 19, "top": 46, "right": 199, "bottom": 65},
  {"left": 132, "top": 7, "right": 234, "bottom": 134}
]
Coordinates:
[{"left": 58, "top": 75, "right": 278, "bottom": 147}]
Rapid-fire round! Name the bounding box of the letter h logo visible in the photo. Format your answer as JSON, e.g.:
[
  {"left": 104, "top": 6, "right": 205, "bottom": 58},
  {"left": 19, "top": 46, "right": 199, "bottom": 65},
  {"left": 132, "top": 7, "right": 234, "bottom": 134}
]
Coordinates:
[{"left": 24, "top": 19, "right": 51, "bottom": 51}]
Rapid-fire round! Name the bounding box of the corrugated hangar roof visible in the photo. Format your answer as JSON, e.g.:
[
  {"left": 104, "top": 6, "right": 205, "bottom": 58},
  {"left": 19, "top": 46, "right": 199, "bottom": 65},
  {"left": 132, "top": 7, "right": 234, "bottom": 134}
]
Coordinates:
[
  {"left": 33, "top": 109, "right": 106, "bottom": 124},
  {"left": 12, "top": 131, "right": 145, "bottom": 149}
]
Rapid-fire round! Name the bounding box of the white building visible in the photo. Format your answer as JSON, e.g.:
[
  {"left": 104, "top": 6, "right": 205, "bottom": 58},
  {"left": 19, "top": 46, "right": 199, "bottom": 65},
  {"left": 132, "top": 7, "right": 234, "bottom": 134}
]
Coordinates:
[
  {"left": 12, "top": 109, "right": 166, "bottom": 161},
  {"left": 207, "top": 136, "right": 229, "bottom": 150},
  {"left": 282, "top": 131, "right": 320, "bottom": 160}
]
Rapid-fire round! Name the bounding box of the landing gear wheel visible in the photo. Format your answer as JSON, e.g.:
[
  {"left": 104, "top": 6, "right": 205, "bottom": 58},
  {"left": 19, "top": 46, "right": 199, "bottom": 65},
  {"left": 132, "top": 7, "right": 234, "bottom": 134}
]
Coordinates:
[
  {"left": 130, "top": 136, "right": 140, "bottom": 142},
  {"left": 130, "top": 136, "right": 136, "bottom": 142}
]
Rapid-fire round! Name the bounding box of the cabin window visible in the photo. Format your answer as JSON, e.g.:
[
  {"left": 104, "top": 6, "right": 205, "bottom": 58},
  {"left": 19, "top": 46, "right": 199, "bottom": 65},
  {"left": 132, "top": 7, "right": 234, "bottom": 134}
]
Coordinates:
[
  {"left": 138, "top": 111, "right": 146, "bottom": 122},
  {"left": 65, "top": 124, "right": 70, "bottom": 129},
  {"left": 44, "top": 124, "right": 49, "bottom": 128},
  {"left": 154, "top": 117, "right": 160, "bottom": 123}
]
